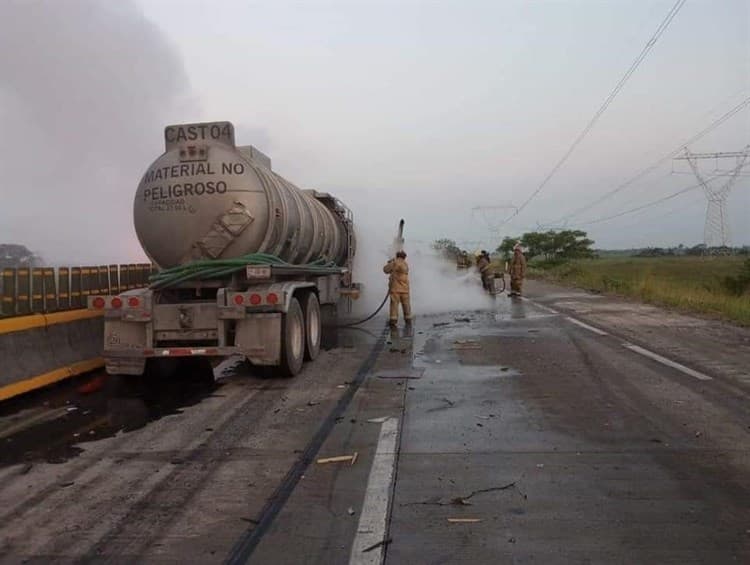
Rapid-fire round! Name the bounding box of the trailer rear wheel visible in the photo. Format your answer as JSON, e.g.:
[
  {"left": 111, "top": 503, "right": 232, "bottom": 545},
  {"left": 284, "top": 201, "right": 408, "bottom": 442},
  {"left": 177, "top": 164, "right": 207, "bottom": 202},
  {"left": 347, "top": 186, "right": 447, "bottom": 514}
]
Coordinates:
[
  {"left": 279, "top": 297, "right": 305, "bottom": 377},
  {"left": 302, "top": 292, "right": 321, "bottom": 361}
]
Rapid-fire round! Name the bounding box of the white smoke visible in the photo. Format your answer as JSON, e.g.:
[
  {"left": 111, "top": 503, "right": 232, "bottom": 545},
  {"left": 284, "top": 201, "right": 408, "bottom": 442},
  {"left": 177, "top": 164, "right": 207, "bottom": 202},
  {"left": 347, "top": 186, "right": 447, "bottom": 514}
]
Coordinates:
[
  {"left": 349, "top": 217, "right": 493, "bottom": 319},
  {"left": 0, "top": 0, "right": 197, "bottom": 265}
]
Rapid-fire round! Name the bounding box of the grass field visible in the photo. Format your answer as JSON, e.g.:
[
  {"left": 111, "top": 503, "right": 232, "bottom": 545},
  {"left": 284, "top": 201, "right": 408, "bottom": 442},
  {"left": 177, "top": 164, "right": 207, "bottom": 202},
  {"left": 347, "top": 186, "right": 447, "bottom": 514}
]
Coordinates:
[{"left": 527, "top": 256, "right": 750, "bottom": 326}]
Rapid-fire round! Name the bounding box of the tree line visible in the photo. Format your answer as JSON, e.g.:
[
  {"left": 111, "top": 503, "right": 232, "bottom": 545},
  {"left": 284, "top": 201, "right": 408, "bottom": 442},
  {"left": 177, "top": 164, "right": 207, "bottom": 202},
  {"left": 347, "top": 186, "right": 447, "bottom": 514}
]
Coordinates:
[
  {"left": 498, "top": 230, "right": 594, "bottom": 261},
  {"left": 432, "top": 230, "right": 596, "bottom": 263}
]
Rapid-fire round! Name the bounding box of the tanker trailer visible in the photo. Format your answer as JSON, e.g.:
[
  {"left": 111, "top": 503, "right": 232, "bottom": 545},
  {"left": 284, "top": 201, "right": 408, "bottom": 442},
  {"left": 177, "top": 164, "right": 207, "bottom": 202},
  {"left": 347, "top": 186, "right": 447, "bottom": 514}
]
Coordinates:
[{"left": 88, "top": 121, "right": 359, "bottom": 377}]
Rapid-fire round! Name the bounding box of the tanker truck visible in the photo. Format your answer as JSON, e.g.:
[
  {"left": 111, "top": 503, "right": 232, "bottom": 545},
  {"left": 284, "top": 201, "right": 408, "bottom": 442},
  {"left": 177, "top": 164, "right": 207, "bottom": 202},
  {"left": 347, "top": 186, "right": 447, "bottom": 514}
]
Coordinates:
[{"left": 88, "top": 121, "right": 359, "bottom": 377}]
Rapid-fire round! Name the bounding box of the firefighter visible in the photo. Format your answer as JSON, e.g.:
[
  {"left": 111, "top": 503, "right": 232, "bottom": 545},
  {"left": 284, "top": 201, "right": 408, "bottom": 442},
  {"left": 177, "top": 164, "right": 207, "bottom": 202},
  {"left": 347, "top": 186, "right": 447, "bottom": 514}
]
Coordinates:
[
  {"left": 509, "top": 244, "right": 527, "bottom": 297},
  {"left": 383, "top": 250, "right": 412, "bottom": 326},
  {"left": 476, "top": 250, "right": 493, "bottom": 293}
]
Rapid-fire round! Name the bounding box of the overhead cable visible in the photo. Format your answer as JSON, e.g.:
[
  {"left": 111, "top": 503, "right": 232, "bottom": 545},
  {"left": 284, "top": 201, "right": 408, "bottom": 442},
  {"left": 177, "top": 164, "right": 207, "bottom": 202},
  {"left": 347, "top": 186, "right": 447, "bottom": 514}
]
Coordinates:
[
  {"left": 557, "top": 95, "right": 750, "bottom": 221},
  {"left": 572, "top": 177, "right": 720, "bottom": 226},
  {"left": 502, "top": 0, "right": 688, "bottom": 228}
]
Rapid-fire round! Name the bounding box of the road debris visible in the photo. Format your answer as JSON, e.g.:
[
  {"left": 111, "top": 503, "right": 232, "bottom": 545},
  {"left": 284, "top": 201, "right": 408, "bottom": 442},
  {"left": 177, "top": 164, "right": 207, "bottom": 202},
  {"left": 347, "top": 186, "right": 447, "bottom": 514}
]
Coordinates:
[
  {"left": 317, "top": 453, "right": 358, "bottom": 465},
  {"left": 448, "top": 518, "right": 481, "bottom": 523},
  {"left": 403, "top": 481, "right": 519, "bottom": 506},
  {"left": 58, "top": 481, "right": 75, "bottom": 488},
  {"left": 240, "top": 517, "right": 259, "bottom": 524},
  {"left": 426, "top": 398, "right": 455, "bottom": 413},
  {"left": 367, "top": 417, "right": 390, "bottom": 424},
  {"left": 362, "top": 538, "right": 392, "bottom": 552},
  {"left": 378, "top": 368, "right": 425, "bottom": 379},
  {"left": 347, "top": 506, "right": 355, "bottom": 516},
  {"left": 433, "top": 322, "right": 450, "bottom": 328},
  {"left": 307, "top": 401, "right": 320, "bottom": 406},
  {"left": 454, "top": 317, "right": 471, "bottom": 323}
]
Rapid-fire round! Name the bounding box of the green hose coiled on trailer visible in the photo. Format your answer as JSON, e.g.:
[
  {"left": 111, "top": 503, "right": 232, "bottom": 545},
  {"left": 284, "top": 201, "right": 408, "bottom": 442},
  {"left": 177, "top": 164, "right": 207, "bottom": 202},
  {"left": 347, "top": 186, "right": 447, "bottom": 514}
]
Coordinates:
[{"left": 148, "top": 253, "right": 342, "bottom": 290}]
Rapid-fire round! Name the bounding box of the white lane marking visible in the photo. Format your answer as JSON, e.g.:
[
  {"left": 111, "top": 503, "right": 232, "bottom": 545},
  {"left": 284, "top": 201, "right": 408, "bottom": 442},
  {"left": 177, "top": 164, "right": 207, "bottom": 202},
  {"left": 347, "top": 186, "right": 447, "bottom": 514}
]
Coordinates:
[
  {"left": 623, "top": 343, "right": 713, "bottom": 381},
  {"left": 521, "top": 297, "right": 558, "bottom": 314},
  {"left": 565, "top": 316, "right": 608, "bottom": 336},
  {"left": 350, "top": 417, "right": 399, "bottom": 565}
]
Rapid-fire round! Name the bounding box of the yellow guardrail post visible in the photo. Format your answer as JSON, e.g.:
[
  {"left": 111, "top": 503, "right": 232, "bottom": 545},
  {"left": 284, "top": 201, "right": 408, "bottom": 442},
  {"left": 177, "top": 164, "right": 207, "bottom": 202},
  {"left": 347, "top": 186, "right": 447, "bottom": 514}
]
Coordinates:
[
  {"left": 70, "top": 267, "right": 82, "bottom": 308},
  {"left": 43, "top": 268, "right": 57, "bottom": 312},
  {"left": 2, "top": 269, "right": 16, "bottom": 317},
  {"left": 58, "top": 267, "right": 70, "bottom": 310},
  {"left": 109, "top": 264, "right": 119, "bottom": 294},
  {"left": 121, "top": 264, "right": 131, "bottom": 291},
  {"left": 16, "top": 268, "right": 30, "bottom": 315},
  {"left": 98, "top": 265, "right": 109, "bottom": 295},
  {"left": 31, "top": 268, "right": 44, "bottom": 313}
]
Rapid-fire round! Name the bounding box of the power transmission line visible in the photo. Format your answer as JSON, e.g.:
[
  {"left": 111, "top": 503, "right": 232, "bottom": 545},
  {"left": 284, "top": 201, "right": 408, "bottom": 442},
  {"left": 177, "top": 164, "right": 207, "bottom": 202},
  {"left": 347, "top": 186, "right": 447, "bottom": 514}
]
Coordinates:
[
  {"left": 501, "top": 0, "right": 687, "bottom": 228},
  {"left": 556, "top": 95, "right": 750, "bottom": 222},
  {"left": 572, "top": 179, "right": 706, "bottom": 226},
  {"left": 610, "top": 191, "right": 705, "bottom": 234}
]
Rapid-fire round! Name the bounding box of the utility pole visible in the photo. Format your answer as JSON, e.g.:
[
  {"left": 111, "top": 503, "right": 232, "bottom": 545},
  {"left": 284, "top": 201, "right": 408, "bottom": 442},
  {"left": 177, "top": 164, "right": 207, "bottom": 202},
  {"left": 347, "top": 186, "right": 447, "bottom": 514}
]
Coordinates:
[{"left": 673, "top": 147, "right": 749, "bottom": 252}]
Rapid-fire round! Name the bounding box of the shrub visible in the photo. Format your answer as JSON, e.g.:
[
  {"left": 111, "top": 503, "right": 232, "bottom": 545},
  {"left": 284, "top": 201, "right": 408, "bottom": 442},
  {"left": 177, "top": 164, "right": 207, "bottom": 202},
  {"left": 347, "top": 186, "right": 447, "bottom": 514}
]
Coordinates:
[{"left": 723, "top": 259, "right": 750, "bottom": 296}]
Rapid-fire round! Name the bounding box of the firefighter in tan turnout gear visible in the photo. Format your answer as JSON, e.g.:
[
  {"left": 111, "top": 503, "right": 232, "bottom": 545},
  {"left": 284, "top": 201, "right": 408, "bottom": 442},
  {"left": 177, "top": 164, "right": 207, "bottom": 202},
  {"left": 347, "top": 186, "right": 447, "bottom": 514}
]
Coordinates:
[
  {"left": 475, "top": 250, "right": 493, "bottom": 293},
  {"left": 383, "top": 250, "right": 412, "bottom": 326},
  {"left": 509, "top": 244, "right": 527, "bottom": 297}
]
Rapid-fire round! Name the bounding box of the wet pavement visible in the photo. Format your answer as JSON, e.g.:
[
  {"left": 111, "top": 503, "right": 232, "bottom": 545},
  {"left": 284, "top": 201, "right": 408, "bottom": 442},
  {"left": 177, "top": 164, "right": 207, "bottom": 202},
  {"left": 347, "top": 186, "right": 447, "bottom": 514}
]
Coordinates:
[
  {"left": 0, "top": 361, "right": 221, "bottom": 468},
  {"left": 1, "top": 282, "right": 749, "bottom": 563},
  {"left": 386, "top": 299, "right": 750, "bottom": 564}
]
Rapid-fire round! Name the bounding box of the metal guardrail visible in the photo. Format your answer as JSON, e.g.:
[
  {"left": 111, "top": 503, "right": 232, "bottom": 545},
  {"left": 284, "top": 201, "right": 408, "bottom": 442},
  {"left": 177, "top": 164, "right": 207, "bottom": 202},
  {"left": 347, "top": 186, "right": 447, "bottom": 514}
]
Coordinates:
[{"left": 0, "top": 263, "right": 154, "bottom": 318}]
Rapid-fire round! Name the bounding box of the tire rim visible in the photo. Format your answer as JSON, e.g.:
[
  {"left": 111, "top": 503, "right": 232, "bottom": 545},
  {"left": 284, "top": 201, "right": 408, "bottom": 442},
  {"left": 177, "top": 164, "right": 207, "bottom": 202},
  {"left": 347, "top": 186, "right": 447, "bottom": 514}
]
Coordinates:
[
  {"left": 308, "top": 302, "right": 320, "bottom": 348},
  {"left": 291, "top": 312, "right": 303, "bottom": 360}
]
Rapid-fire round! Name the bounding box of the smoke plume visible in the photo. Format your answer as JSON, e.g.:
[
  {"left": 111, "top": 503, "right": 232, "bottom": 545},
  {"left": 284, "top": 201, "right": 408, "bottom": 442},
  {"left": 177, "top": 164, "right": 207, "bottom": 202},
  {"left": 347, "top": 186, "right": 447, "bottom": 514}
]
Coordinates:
[{"left": 0, "top": 0, "right": 197, "bottom": 265}]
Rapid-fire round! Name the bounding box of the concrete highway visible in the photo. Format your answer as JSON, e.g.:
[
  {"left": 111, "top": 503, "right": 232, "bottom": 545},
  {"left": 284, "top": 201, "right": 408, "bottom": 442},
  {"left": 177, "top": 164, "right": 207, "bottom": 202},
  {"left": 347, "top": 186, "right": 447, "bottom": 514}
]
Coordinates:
[{"left": 1, "top": 280, "right": 748, "bottom": 564}]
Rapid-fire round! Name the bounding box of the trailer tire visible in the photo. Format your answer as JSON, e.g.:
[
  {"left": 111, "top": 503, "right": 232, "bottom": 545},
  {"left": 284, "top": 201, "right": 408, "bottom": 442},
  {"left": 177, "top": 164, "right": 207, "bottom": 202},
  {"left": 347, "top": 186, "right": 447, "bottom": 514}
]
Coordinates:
[
  {"left": 301, "top": 292, "right": 321, "bottom": 361},
  {"left": 279, "top": 297, "right": 305, "bottom": 377}
]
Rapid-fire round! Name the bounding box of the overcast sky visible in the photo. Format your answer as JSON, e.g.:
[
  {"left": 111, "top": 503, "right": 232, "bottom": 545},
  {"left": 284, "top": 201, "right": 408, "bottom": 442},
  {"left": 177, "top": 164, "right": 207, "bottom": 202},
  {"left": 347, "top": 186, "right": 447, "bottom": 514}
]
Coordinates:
[{"left": 1, "top": 0, "right": 748, "bottom": 263}]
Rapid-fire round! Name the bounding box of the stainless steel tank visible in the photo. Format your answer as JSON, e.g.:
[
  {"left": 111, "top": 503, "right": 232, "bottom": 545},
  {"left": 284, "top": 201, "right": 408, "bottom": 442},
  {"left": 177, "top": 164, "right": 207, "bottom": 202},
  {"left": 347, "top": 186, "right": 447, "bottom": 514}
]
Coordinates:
[{"left": 133, "top": 122, "right": 353, "bottom": 269}]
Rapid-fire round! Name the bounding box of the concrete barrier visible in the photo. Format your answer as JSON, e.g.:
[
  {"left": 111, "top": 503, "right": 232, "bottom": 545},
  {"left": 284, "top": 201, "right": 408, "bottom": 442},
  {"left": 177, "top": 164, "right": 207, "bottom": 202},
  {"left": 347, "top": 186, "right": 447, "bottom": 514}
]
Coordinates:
[
  {"left": 0, "top": 310, "right": 104, "bottom": 402},
  {"left": 0, "top": 262, "right": 152, "bottom": 401}
]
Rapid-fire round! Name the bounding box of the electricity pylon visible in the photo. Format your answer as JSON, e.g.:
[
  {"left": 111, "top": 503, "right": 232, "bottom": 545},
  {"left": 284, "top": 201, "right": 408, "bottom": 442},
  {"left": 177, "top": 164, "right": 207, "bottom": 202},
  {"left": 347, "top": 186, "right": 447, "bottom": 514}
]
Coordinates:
[{"left": 673, "top": 147, "right": 749, "bottom": 251}]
